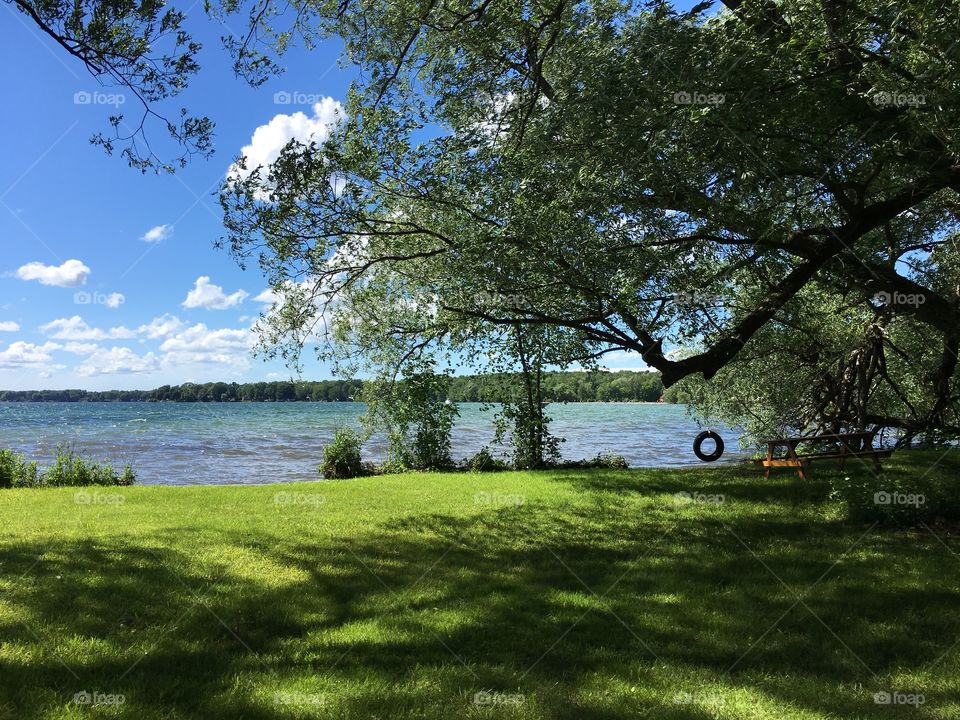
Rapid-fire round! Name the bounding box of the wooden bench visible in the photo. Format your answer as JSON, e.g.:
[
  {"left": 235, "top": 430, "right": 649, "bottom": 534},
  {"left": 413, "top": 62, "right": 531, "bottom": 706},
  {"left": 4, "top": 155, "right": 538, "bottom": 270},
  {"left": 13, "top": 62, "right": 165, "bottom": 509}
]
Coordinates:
[{"left": 759, "top": 432, "right": 893, "bottom": 480}]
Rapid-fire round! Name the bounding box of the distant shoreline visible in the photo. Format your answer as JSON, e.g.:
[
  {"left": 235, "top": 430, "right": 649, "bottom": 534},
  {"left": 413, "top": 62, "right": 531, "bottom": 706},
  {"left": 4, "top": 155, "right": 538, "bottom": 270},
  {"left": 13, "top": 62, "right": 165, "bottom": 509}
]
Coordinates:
[
  {"left": 0, "top": 398, "right": 676, "bottom": 405},
  {"left": 0, "top": 371, "right": 670, "bottom": 404}
]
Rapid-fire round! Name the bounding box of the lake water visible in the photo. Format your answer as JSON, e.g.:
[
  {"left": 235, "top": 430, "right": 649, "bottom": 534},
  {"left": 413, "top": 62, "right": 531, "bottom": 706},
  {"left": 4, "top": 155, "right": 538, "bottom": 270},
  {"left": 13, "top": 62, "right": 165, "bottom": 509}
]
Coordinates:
[{"left": 0, "top": 402, "right": 744, "bottom": 485}]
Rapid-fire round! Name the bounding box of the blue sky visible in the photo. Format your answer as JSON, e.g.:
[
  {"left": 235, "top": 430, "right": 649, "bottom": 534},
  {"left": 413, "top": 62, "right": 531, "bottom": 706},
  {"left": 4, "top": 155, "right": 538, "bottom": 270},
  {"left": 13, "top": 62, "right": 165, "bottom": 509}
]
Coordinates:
[
  {"left": 0, "top": 4, "right": 656, "bottom": 390},
  {"left": 0, "top": 6, "right": 361, "bottom": 390}
]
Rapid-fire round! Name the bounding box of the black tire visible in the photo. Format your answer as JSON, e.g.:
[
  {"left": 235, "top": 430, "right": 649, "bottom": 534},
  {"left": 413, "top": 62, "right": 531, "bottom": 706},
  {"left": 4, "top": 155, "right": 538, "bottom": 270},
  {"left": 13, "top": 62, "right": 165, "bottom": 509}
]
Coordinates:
[{"left": 693, "top": 431, "right": 724, "bottom": 462}]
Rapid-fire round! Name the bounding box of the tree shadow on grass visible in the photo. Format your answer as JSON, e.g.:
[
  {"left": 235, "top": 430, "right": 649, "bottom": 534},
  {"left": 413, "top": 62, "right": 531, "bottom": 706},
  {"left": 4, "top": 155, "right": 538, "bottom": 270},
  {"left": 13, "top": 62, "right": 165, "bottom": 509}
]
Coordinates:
[
  {"left": 0, "top": 481, "right": 958, "bottom": 719},
  {"left": 543, "top": 462, "right": 834, "bottom": 505}
]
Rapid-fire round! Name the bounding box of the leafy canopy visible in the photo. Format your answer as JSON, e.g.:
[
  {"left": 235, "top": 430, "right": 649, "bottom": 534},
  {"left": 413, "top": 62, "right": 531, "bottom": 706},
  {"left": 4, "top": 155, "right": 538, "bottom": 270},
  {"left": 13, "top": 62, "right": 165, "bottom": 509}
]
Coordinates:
[{"left": 219, "top": 0, "right": 960, "bottom": 440}]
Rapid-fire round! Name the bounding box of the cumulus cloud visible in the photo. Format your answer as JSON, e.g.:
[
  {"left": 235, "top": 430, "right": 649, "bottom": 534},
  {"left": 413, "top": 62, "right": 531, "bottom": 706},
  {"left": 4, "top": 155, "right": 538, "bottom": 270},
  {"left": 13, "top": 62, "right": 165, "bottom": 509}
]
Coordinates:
[
  {"left": 61, "top": 342, "right": 100, "bottom": 355},
  {"left": 15, "top": 259, "right": 90, "bottom": 288},
  {"left": 0, "top": 341, "right": 61, "bottom": 368},
  {"left": 77, "top": 347, "right": 159, "bottom": 376},
  {"left": 599, "top": 350, "right": 652, "bottom": 373},
  {"left": 137, "top": 314, "right": 184, "bottom": 339},
  {"left": 141, "top": 224, "right": 173, "bottom": 243},
  {"left": 253, "top": 287, "right": 281, "bottom": 305},
  {"left": 253, "top": 280, "right": 322, "bottom": 309},
  {"left": 230, "top": 98, "right": 343, "bottom": 181},
  {"left": 104, "top": 292, "right": 125, "bottom": 309},
  {"left": 40, "top": 315, "right": 136, "bottom": 341},
  {"left": 160, "top": 323, "right": 255, "bottom": 366},
  {"left": 0, "top": 321, "right": 19, "bottom": 332},
  {"left": 182, "top": 277, "right": 249, "bottom": 310}
]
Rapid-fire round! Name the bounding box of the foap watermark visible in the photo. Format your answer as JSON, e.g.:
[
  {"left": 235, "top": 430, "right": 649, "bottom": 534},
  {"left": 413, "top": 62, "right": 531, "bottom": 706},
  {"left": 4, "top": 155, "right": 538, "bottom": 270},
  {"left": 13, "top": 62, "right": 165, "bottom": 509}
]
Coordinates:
[
  {"left": 472, "top": 290, "right": 527, "bottom": 309},
  {"left": 274, "top": 491, "right": 326, "bottom": 508},
  {"left": 872, "top": 290, "right": 926, "bottom": 308},
  {"left": 73, "top": 690, "right": 126, "bottom": 707},
  {"left": 673, "top": 90, "right": 725, "bottom": 106},
  {"left": 74, "top": 490, "right": 125, "bottom": 506},
  {"left": 473, "top": 491, "right": 526, "bottom": 508},
  {"left": 874, "top": 491, "right": 925, "bottom": 507},
  {"left": 473, "top": 690, "right": 525, "bottom": 707},
  {"left": 873, "top": 690, "right": 925, "bottom": 707},
  {"left": 74, "top": 90, "right": 125, "bottom": 107},
  {"left": 273, "top": 90, "right": 327, "bottom": 105},
  {"left": 74, "top": 290, "right": 125, "bottom": 308},
  {"left": 872, "top": 91, "right": 926, "bottom": 108},
  {"left": 674, "top": 491, "right": 725, "bottom": 506}
]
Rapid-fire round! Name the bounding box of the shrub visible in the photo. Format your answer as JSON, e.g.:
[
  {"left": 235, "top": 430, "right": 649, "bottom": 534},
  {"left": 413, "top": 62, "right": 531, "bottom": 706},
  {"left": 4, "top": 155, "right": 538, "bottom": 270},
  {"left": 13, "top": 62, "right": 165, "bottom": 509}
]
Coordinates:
[
  {"left": 363, "top": 372, "right": 458, "bottom": 472},
  {"left": 0, "top": 449, "right": 39, "bottom": 488},
  {"left": 408, "top": 400, "right": 457, "bottom": 471},
  {"left": 591, "top": 451, "right": 629, "bottom": 470},
  {"left": 320, "top": 428, "right": 364, "bottom": 479},
  {"left": 554, "top": 451, "right": 630, "bottom": 470},
  {"left": 0, "top": 446, "right": 136, "bottom": 488},
  {"left": 464, "top": 447, "right": 508, "bottom": 472},
  {"left": 118, "top": 465, "right": 137, "bottom": 486},
  {"left": 43, "top": 444, "right": 135, "bottom": 487}
]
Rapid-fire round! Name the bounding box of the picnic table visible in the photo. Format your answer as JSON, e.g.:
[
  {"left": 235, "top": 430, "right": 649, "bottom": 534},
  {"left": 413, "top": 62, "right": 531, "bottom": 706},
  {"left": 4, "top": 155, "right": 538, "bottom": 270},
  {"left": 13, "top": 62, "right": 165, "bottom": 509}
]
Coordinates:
[{"left": 760, "top": 431, "right": 892, "bottom": 480}]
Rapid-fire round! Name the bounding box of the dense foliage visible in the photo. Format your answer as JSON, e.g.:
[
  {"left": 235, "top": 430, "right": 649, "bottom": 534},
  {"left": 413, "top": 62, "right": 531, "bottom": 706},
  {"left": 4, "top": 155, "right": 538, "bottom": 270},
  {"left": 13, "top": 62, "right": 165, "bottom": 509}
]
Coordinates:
[
  {"left": 218, "top": 0, "right": 960, "bottom": 444},
  {"left": 26, "top": 0, "right": 960, "bottom": 442}
]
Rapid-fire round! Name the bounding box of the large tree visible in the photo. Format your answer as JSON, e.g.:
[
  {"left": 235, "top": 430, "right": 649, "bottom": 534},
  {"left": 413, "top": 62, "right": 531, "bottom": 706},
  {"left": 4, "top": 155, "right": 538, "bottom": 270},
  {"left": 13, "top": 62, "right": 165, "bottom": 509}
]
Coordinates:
[
  {"left": 17, "top": 0, "right": 959, "bottom": 439},
  {"left": 220, "top": 0, "right": 960, "bottom": 439}
]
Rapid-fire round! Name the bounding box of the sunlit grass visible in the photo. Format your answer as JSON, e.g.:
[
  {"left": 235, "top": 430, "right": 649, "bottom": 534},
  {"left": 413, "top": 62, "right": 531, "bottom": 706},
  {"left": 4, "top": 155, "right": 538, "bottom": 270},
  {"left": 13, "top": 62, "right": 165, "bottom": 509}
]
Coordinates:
[{"left": 0, "top": 450, "right": 958, "bottom": 718}]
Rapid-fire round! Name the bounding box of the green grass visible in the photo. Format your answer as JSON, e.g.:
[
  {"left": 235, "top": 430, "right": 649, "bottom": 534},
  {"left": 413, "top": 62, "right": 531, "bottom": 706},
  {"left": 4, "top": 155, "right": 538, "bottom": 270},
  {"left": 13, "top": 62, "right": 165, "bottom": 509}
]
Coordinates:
[{"left": 1, "top": 450, "right": 959, "bottom": 719}]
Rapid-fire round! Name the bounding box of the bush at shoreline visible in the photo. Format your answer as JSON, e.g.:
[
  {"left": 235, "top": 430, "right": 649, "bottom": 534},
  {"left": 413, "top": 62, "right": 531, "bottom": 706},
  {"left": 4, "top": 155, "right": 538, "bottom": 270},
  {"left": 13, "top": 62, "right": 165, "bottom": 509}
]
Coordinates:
[{"left": 0, "top": 445, "right": 135, "bottom": 488}]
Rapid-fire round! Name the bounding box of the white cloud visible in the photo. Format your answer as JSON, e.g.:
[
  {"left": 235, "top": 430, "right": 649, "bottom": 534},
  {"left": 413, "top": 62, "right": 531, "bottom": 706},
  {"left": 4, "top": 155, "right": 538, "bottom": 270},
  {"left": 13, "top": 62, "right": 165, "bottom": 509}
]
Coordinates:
[
  {"left": 598, "top": 366, "right": 654, "bottom": 373},
  {"left": 62, "top": 342, "right": 100, "bottom": 355},
  {"left": 141, "top": 224, "right": 173, "bottom": 243},
  {"left": 231, "top": 98, "right": 343, "bottom": 181},
  {"left": 253, "top": 287, "right": 281, "bottom": 305},
  {"left": 137, "top": 314, "right": 184, "bottom": 339},
  {"left": 182, "top": 277, "right": 249, "bottom": 310},
  {"left": 77, "top": 347, "right": 159, "bottom": 376},
  {"left": 0, "top": 321, "right": 19, "bottom": 332},
  {"left": 253, "top": 280, "right": 320, "bottom": 309},
  {"left": 15, "top": 259, "right": 90, "bottom": 288},
  {"left": 104, "top": 292, "right": 125, "bottom": 309},
  {"left": 160, "top": 323, "right": 255, "bottom": 366},
  {"left": 40, "top": 315, "right": 136, "bottom": 341},
  {"left": 598, "top": 350, "right": 652, "bottom": 373},
  {"left": 0, "top": 341, "right": 60, "bottom": 369},
  {"left": 470, "top": 91, "right": 518, "bottom": 141}
]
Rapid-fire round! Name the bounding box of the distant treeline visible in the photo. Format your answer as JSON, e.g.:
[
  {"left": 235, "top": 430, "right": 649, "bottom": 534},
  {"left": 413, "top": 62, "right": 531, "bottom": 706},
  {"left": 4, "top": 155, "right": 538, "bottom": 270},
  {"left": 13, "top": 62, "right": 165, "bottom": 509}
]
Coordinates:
[
  {"left": 446, "top": 371, "right": 665, "bottom": 403},
  {"left": 0, "top": 371, "right": 667, "bottom": 403}
]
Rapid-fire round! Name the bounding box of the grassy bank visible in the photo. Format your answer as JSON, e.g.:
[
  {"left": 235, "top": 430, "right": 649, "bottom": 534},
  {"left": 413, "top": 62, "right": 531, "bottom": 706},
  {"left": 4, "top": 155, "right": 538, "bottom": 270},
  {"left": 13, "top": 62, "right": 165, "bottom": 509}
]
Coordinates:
[{"left": 1, "top": 451, "right": 958, "bottom": 719}]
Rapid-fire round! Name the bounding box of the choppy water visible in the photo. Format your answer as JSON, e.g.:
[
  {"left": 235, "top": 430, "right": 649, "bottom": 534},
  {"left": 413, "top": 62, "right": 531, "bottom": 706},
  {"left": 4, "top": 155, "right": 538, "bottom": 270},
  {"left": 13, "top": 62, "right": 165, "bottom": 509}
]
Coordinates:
[{"left": 0, "top": 402, "right": 744, "bottom": 485}]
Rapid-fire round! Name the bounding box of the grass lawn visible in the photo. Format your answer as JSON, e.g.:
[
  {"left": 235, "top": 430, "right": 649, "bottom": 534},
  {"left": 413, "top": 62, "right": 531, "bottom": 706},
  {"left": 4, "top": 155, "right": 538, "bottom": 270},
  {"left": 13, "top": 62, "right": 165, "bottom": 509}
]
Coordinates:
[{"left": 1, "top": 450, "right": 959, "bottom": 719}]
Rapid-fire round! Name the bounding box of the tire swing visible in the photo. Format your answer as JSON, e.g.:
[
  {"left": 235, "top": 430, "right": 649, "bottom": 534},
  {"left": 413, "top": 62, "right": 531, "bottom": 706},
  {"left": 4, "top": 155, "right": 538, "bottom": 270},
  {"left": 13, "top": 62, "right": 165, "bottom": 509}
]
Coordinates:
[{"left": 693, "top": 430, "right": 724, "bottom": 462}]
